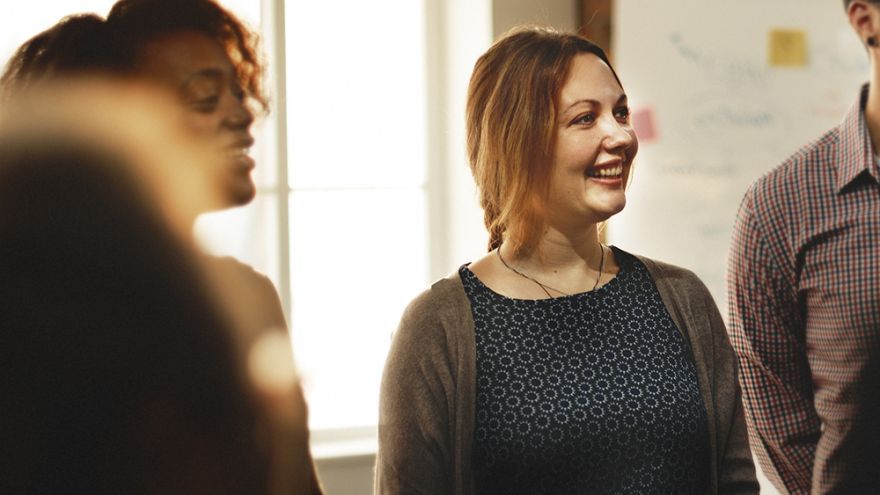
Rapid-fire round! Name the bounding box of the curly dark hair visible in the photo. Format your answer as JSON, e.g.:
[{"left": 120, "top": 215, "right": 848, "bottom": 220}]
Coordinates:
[{"left": 1, "top": 0, "right": 266, "bottom": 110}]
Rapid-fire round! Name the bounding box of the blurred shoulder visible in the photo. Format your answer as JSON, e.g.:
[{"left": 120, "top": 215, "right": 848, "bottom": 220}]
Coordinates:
[
  {"left": 208, "top": 255, "right": 276, "bottom": 289},
  {"left": 205, "top": 255, "right": 287, "bottom": 337}
]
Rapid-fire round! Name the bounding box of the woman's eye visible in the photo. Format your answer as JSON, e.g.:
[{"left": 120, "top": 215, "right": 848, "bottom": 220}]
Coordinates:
[
  {"left": 614, "top": 106, "right": 631, "bottom": 122},
  {"left": 573, "top": 113, "right": 596, "bottom": 126},
  {"left": 231, "top": 84, "right": 246, "bottom": 102},
  {"left": 190, "top": 95, "right": 220, "bottom": 112}
]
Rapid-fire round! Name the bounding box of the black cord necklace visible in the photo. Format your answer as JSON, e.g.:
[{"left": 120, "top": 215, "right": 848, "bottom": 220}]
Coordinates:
[{"left": 496, "top": 244, "right": 606, "bottom": 299}]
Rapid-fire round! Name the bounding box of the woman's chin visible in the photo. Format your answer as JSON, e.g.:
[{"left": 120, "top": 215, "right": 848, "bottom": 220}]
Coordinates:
[
  {"left": 589, "top": 198, "right": 626, "bottom": 223},
  {"left": 207, "top": 177, "right": 256, "bottom": 210},
  {"left": 227, "top": 182, "right": 257, "bottom": 207}
]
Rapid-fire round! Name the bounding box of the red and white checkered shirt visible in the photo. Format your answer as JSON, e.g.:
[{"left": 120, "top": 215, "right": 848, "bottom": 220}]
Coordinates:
[{"left": 728, "top": 85, "right": 880, "bottom": 494}]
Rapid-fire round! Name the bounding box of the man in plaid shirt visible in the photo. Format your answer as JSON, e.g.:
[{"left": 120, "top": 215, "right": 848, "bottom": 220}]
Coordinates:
[{"left": 727, "top": 1, "right": 880, "bottom": 493}]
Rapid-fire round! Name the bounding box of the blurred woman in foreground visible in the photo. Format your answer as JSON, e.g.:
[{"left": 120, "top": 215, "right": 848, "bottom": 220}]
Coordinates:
[
  {"left": 0, "top": 83, "right": 310, "bottom": 494},
  {"left": 1, "top": 2, "right": 322, "bottom": 490}
]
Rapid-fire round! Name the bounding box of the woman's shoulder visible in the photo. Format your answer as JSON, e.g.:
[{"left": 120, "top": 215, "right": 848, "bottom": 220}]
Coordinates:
[
  {"left": 617, "top": 248, "right": 722, "bottom": 324},
  {"left": 207, "top": 256, "right": 284, "bottom": 310},
  {"left": 386, "top": 269, "right": 474, "bottom": 372},
  {"left": 621, "top": 249, "right": 713, "bottom": 299},
  {"left": 208, "top": 255, "right": 275, "bottom": 286},
  {"left": 392, "top": 270, "right": 472, "bottom": 346},
  {"left": 622, "top": 250, "right": 732, "bottom": 369},
  {"left": 399, "top": 270, "right": 470, "bottom": 329},
  {"left": 204, "top": 255, "right": 288, "bottom": 338}
]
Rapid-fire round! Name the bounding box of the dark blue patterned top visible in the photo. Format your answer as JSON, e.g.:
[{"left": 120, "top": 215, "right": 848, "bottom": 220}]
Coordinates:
[{"left": 461, "top": 247, "right": 709, "bottom": 494}]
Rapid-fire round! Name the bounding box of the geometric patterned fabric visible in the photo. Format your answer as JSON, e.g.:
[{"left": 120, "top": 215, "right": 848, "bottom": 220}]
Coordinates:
[{"left": 461, "top": 247, "right": 710, "bottom": 494}]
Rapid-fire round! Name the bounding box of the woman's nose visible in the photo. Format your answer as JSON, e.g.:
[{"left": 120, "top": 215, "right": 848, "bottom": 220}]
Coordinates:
[
  {"left": 602, "top": 117, "right": 635, "bottom": 152},
  {"left": 223, "top": 97, "right": 254, "bottom": 130}
]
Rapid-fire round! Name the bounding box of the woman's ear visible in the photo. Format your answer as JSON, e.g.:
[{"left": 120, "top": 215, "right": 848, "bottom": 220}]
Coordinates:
[{"left": 849, "top": 0, "right": 880, "bottom": 47}]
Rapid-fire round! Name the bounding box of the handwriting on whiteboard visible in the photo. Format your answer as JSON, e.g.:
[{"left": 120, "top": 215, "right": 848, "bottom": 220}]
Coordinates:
[{"left": 668, "top": 33, "right": 767, "bottom": 86}]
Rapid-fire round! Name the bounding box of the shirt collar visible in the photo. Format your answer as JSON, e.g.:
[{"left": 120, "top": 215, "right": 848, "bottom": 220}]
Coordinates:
[{"left": 837, "top": 84, "right": 880, "bottom": 192}]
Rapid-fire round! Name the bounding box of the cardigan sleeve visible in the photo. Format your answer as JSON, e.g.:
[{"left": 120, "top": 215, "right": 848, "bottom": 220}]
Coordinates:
[
  {"left": 641, "top": 256, "right": 759, "bottom": 494},
  {"left": 375, "top": 286, "right": 459, "bottom": 494},
  {"left": 701, "top": 280, "right": 760, "bottom": 494}
]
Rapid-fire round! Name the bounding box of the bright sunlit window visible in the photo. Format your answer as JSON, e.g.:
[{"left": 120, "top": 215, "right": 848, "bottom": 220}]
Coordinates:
[
  {"left": 284, "top": 0, "right": 429, "bottom": 431},
  {"left": 200, "top": 0, "right": 432, "bottom": 433}
]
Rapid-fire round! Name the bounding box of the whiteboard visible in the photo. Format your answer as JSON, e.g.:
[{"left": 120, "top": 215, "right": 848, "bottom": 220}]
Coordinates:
[{"left": 610, "top": 0, "right": 867, "bottom": 315}]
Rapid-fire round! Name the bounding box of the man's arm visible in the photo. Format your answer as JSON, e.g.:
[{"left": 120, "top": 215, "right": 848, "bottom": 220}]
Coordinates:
[{"left": 727, "top": 191, "right": 820, "bottom": 494}]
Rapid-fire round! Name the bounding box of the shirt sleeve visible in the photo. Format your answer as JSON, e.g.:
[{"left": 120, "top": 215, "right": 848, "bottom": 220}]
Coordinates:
[{"left": 727, "top": 190, "right": 821, "bottom": 494}]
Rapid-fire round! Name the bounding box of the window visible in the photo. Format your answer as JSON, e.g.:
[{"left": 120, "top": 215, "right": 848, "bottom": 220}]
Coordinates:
[
  {"left": 203, "top": 0, "right": 495, "bottom": 440},
  {"left": 286, "top": 0, "right": 429, "bottom": 431},
  {"left": 199, "top": 0, "right": 431, "bottom": 432}
]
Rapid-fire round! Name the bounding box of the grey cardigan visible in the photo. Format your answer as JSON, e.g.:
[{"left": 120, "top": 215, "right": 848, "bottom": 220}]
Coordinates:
[{"left": 375, "top": 254, "right": 758, "bottom": 494}]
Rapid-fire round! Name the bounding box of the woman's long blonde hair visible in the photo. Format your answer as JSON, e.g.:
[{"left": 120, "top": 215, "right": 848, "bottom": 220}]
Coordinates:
[{"left": 466, "top": 26, "right": 620, "bottom": 255}]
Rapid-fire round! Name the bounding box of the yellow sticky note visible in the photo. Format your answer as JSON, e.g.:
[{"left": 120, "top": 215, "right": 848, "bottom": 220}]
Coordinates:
[{"left": 768, "top": 29, "right": 808, "bottom": 67}]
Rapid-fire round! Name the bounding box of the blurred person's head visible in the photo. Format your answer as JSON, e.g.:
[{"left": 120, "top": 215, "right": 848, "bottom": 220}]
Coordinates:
[
  {"left": 0, "top": 135, "right": 268, "bottom": 494},
  {"left": 0, "top": 77, "right": 223, "bottom": 222},
  {"left": 466, "top": 27, "right": 636, "bottom": 256},
  {"left": 1, "top": 0, "right": 266, "bottom": 208}
]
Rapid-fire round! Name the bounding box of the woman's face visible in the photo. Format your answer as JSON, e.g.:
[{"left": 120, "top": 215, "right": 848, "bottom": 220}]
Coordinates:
[
  {"left": 138, "top": 31, "right": 256, "bottom": 209},
  {"left": 545, "top": 53, "right": 637, "bottom": 228}
]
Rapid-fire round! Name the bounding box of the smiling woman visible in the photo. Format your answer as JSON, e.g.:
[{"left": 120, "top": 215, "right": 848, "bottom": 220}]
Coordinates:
[
  {"left": 546, "top": 53, "right": 637, "bottom": 235},
  {"left": 376, "top": 26, "right": 759, "bottom": 495},
  {"left": 137, "top": 30, "right": 259, "bottom": 206},
  {"left": 1, "top": 0, "right": 265, "bottom": 209},
  {"left": 464, "top": 28, "right": 627, "bottom": 259}
]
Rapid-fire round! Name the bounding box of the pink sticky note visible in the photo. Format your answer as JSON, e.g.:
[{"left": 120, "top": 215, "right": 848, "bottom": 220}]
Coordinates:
[{"left": 631, "top": 107, "right": 658, "bottom": 142}]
